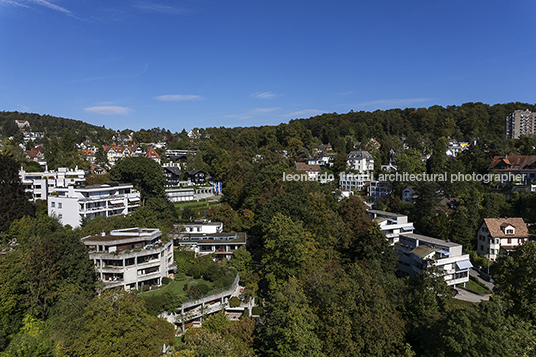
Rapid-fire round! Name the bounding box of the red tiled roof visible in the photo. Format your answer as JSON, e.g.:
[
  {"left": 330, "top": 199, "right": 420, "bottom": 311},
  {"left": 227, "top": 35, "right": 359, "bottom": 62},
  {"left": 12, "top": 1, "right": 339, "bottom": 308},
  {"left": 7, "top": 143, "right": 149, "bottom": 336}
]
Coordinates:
[
  {"left": 294, "top": 162, "right": 321, "bottom": 172},
  {"left": 79, "top": 149, "right": 95, "bottom": 157},
  {"left": 483, "top": 217, "right": 530, "bottom": 238},
  {"left": 488, "top": 155, "right": 536, "bottom": 172},
  {"left": 145, "top": 147, "right": 160, "bottom": 159}
]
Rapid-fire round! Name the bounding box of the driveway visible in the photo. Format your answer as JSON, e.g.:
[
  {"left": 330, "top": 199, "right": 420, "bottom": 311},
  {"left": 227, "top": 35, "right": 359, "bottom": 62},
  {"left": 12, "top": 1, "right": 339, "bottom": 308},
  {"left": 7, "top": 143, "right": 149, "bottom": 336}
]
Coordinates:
[{"left": 454, "top": 287, "right": 491, "bottom": 303}]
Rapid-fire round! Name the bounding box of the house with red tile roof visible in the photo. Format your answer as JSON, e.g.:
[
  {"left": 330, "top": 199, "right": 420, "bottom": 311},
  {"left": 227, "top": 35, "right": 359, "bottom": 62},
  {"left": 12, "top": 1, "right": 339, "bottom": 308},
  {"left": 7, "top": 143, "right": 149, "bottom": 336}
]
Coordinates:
[
  {"left": 294, "top": 162, "right": 322, "bottom": 180},
  {"left": 79, "top": 149, "right": 96, "bottom": 164},
  {"left": 145, "top": 147, "right": 161, "bottom": 164},
  {"left": 102, "top": 143, "right": 133, "bottom": 166},
  {"left": 488, "top": 155, "right": 536, "bottom": 184},
  {"left": 476, "top": 217, "right": 534, "bottom": 260}
]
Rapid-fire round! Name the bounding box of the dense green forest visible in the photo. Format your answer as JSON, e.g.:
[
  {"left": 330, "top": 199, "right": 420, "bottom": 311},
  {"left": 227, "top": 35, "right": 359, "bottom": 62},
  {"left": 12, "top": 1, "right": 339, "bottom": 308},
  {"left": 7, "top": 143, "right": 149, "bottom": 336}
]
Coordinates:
[{"left": 2, "top": 102, "right": 536, "bottom": 356}]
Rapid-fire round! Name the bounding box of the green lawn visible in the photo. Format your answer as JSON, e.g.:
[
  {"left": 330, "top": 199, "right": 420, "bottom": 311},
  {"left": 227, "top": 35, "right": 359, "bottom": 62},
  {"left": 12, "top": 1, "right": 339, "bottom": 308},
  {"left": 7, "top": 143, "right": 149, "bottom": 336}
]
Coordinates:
[
  {"left": 174, "top": 201, "right": 221, "bottom": 220},
  {"left": 174, "top": 201, "right": 220, "bottom": 209},
  {"left": 143, "top": 278, "right": 213, "bottom": 297},
  {"left": 465, "top": 279, "right": 491, "bottom": 295}
]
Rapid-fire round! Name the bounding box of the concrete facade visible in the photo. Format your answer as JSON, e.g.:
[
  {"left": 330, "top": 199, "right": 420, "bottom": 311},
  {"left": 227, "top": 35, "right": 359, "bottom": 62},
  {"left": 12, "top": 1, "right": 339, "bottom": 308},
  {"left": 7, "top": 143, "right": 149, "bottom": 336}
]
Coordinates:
[
  {"left": 48, "top": 183, "right": 140, "bottom": 228},
  {"left": 82, "top": 228, "right": 175, "bottom": 291},
  {"left": 396, "top": 233, "right": 472, "bottom": 287},
  {"left": 20, "top": 166, "right": 86, "bottom": 201}
]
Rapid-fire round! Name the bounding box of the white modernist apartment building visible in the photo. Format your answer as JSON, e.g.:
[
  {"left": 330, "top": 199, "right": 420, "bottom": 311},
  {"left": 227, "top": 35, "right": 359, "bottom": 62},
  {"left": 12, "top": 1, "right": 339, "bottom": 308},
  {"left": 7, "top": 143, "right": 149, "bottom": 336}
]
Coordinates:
[
  {"left": 173, "top": 230, "right": 247, "bottom": 260},
  {"left": 396, "top": 233, "right": 472, "bottom": 287},
  {"left": 20, "top": 166, "right": 86, "bottom": 201},
  {"left": 368, "top": 210, "right": 414, "bottom": 245},
  {"left": 339, "top": 172, "right": 371, "bottom": 191},
  {"left": 48, "top": 182, "right": 140, "bottom": 228},
  {"left": 82, "top": 228, "right": 174, "bottom": 291},
  {"left": 179, "top": 220, "right": 224, "bottom": 234}
]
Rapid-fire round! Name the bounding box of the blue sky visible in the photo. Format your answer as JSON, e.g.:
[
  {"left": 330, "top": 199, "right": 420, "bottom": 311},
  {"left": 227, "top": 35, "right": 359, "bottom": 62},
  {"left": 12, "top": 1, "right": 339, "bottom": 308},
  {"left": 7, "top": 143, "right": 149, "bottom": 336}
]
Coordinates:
[{"left": 0, "top": 0, "right": 535, "bottom": 132}]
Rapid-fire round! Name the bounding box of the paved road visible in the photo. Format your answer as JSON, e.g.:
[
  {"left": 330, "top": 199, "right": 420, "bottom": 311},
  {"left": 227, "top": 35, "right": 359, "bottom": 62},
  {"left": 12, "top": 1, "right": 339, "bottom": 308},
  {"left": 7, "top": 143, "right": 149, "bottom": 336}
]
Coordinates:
[
  {"left": 453, "top": 268, "right": 494, "bottom": 303},
  {"left": 454, "top": 287, "right": 491, "bottom": 303}
]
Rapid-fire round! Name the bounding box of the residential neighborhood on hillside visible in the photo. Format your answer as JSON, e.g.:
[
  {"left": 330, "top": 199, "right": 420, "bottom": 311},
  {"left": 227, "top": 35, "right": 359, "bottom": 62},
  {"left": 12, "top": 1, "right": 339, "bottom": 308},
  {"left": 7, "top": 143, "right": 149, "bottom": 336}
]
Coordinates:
[{"left": 3, "top": 104, "right": 536, "bottom": 355}]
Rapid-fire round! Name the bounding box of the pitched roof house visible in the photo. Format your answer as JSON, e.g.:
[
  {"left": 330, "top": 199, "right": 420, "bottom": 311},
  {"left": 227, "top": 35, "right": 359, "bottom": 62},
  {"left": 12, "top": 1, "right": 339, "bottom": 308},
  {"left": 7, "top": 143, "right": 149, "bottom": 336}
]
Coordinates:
[
  {"left": 488, "top": 155, "right": 536, "bottom": 184},
  {"left": 476, "top": 217, "right": 533, "bottom": 260},
  {"left": 145, "top": 147, "right": 161, "bottom": 164}
]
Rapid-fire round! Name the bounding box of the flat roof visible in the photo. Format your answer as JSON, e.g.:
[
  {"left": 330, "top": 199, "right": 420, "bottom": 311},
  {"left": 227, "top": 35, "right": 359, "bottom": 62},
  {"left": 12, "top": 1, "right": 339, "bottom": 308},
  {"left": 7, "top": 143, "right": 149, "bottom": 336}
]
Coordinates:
[
  {"left": 181, "top": 222, "right": 223, "bottom": 227},
  {"left": 81, "top": 228, "right": 161, "bottom": 244},
  {"left": 400, "top": 233, "right": 460, "bottom": 248},
  {"left": 176, "top": 232, "right": 246, "bottom": 244},
  {"left": 368, "top": 209, "right": 405, "bottom": 218}
]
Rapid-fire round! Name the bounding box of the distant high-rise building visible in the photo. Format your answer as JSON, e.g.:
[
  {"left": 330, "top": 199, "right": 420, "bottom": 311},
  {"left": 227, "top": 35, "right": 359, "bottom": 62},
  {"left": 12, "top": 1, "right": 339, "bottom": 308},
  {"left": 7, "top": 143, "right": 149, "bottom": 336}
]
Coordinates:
[{"left": 506, "top": 109, "right": 536, "bottom": 139}]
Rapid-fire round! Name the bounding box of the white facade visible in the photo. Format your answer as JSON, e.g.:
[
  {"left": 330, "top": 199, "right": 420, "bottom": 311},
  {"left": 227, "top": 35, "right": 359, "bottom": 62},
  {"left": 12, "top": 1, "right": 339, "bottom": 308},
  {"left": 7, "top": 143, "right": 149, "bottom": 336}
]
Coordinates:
[
  {"left": 446, "top": 141, "right": 469, "bottom": 158},
  {"left": 174, "top": 231, "right": 247, "bottom": 260},
  {"left": 179, "top": 220, "right": 223, "bottom": 234},
  {"left": 82, "top": 228, "right": 174, "bottom": 291},
  {"left": 166, "top": 188, "right": 195, "bottom": 202},
  {"left": 476, "top": 218, "right": 532, "bottom": 261},
  {"left": 339, "top": 172, "right": 371, "bottom": 191},
  {"left": 397, "top": 233, "right": 472, "bottom": 287},
  {"left": 368, "top": 210, "right": 414, "bottom": 245},
  {"left": 20, "top": 166, "right": 86, "bottom": 201},
  {"left": 347, "top": 150, "right": 374, "bottom": 172},
  {"left": 48, "top": 183, "right": 140, "bottom": 228}
]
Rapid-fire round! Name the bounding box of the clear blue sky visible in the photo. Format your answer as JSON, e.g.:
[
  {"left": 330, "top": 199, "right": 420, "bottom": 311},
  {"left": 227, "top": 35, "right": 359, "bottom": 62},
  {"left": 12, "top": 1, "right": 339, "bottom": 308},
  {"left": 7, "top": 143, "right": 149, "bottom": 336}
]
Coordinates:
[{"left": 1, "top": 0, "right": 535, "bottom": 132}]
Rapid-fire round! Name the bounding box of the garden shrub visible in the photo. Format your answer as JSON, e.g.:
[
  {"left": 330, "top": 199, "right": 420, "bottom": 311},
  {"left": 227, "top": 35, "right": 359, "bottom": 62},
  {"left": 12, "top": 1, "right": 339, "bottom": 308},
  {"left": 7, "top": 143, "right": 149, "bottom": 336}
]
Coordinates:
[
  {"left": 162, "top": 277, "right": 171, "bottom": 285},
  {"left": 174, "top": 272, "right": 186, "bottom": 281},
  {"left": 197, "top": 283, "right": 210, "bottom": 295},
  {"left": 252, "top": 307, "right": 264, "bottom": 315},
  {"left": 229, "top": 296, "right": 241, "bottom": 308}
]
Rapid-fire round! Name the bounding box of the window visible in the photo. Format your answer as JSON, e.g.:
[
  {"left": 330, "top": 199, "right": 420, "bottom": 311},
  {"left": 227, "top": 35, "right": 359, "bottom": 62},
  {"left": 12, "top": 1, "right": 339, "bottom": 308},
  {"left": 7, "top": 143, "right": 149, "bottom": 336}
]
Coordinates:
[
  {"left": 51, "top": 202, "right": 55, "bottom": 208},
  {"left": 58, "top": 214, "right": 62, "bottom": 220},
  {"left": 480, "top": 245, "right": 484, "bottom": 252},
  {"left": 506, "top": 229, "right": 514, "bottom": 234},
  {"left": 58, "top": 203, "right": 62, "bottom": 209},
  {"left": 507, "top": 238, "right": 512, "bottom": 244}
]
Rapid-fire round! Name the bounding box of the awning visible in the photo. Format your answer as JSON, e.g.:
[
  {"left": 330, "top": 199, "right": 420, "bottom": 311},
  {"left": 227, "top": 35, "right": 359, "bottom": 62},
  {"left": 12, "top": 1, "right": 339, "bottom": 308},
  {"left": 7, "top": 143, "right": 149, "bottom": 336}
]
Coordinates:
[
  {"left": 109, "top": 199, "right": 124, "bottom": 205},
  {"left": 129, "top": 197, "right": 140, "bottom": 202},
  {"left": 456, "top": 260, "right": 473, "bottom": 270},
  {"left": 402, "top": 226, "right": 414, "bottom": 231},
  {"left": 437, "top": 249, "right": 450, "bottom": 256}
]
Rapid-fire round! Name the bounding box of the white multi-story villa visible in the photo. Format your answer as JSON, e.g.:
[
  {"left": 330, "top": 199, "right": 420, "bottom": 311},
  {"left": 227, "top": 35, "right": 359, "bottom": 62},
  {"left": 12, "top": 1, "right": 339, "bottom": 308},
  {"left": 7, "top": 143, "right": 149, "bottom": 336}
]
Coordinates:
[
  {"left": 347, "top": 150, "right": 374, "bottom": 172},
  {"left": 82, "top": 228, "right": 174, "bottom": 291},
  {"left": 20, "top": 166, "right": 86, "bottom": 201},
  {"left": 48, "top": 182, "right": 140, "bottom": 228},
  {"left": 368, "top": 210, "right": 414, "bottom": 245},
  {"left": 396, "top": 233, "right": 472, "bottom": 287}
]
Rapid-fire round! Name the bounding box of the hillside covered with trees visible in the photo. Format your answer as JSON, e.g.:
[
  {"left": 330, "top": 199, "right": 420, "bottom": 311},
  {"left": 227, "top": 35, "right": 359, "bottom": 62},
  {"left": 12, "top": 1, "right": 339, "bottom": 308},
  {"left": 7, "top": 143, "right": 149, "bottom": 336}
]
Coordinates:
[{"left": 2, "top": 102, "right": 536, "bottom": 355}]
